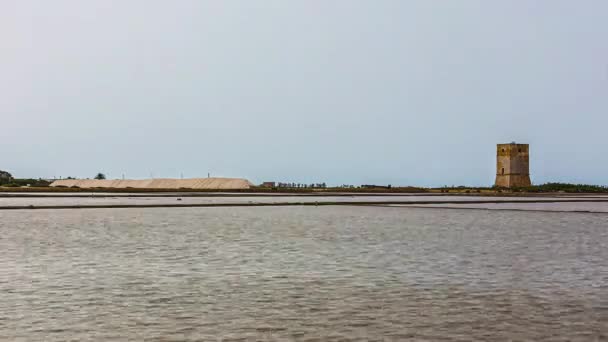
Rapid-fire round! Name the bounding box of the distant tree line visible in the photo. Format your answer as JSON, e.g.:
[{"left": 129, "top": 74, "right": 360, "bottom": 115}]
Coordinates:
[
  {"left": 277, "top": 182, "right": 327, "bottom": 188},
  {"left": 511, "top": 183, "right": 608, "bottom": 193},
  {"left": 438, "top": 183, "right": 608, "bottom": 193},
  {"left": 0, "top": 170, "right": 52, "bottom": 187},
  {"left": 361, "top": 184, "right": 392, "bottom": 189}
]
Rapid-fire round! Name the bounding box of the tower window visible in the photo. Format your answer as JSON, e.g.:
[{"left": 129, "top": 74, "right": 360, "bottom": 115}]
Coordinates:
[{"left": 502, "top": 168, "right": 505, "bottom": 175}]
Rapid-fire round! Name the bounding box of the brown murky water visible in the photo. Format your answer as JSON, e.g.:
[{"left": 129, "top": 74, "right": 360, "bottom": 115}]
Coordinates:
[{"left": 0, "top": 206, "right": 606, "bottom": 341}]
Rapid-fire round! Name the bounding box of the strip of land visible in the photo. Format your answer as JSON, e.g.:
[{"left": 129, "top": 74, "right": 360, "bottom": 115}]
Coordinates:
[
  {"left": 383, "top": 204, "right": 608, "bottom": 214},
  {"left": 0, "top": 192, "right": 605, "bottom": 198},
  {"left": 2, "top": 198, "right": 608, "bottom": 211}
]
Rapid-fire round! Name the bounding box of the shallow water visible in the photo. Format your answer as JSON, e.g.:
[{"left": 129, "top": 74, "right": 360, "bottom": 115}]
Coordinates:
[
  {"left": 0, "top": 195, "right": 600, "bottom": 208},
  {"left": 0, "top": 206, "right": 606, "bottom": 341}
]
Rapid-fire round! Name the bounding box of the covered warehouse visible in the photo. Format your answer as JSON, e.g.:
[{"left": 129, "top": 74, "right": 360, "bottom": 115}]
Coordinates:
[{"left": 50, "top": 178, "right": 253, "bottom": 190}]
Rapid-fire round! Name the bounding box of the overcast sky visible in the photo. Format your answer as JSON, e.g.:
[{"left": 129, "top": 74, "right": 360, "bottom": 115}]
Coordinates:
[{"left": 2, "top": 1, "right": 607, "bottom": 186}]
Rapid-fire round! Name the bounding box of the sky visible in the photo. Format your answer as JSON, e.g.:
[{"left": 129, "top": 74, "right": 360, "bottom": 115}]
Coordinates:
[{"left": 1, "top": 1, "right": 607, "bottom": 187}]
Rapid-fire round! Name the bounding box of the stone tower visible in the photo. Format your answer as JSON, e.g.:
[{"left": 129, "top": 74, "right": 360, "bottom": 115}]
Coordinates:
[{"left": 495, "top": 142, "right": 531, "bottom": 188}]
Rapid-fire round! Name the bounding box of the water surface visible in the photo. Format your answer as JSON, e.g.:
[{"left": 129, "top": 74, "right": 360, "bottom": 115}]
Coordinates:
[
  {"left": 0, "top": 195, "right": 602, "bottom": 208},
  {"left": 0, "top": 206, "right": 606, "bottom": 341}
]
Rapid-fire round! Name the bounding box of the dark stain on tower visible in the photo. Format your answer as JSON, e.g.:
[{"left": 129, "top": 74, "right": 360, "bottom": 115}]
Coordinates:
[{"left": 495, "top": 142, "right": 531, "bottom": 188}]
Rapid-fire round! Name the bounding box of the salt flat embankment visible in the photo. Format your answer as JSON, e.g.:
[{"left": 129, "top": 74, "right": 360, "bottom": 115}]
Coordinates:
[{"left": 1, "top": 194, "right": 608, "bottom": 212}]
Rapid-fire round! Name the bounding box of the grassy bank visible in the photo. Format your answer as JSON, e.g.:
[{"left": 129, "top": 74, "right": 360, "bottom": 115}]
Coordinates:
[
  {"left": 511, "top": 183, "right": 608, "bottom": 193},
  {"left": 432, "top": 183, "right": 608, "bottom": 194}
]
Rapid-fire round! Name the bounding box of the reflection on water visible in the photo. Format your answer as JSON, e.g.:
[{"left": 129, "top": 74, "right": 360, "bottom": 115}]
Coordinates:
[{"left": 0, "top": 206, "right": 606, "bottom": 341}]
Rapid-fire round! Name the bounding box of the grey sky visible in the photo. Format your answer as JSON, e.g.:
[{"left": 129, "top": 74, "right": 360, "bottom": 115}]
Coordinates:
[{"left": 2, "top": 1, "right": 607, "bottom": 186}]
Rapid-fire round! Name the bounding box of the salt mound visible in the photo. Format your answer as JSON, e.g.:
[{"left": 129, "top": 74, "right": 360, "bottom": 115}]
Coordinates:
[{"left": 50, "top": 178, "right": 253, "bottom": 190}]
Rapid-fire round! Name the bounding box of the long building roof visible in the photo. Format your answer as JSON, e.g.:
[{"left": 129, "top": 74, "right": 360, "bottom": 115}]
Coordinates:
[{"left": 50, "top": 178, "right": 253, "bottom": 190}]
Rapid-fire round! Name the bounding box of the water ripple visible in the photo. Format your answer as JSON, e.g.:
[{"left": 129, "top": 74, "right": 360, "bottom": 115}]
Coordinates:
[{"left": 0, "top": 206, "right": 606, "bottom": 341}]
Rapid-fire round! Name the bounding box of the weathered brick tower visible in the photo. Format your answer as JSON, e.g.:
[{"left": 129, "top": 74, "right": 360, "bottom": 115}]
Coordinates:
[{"left": 495, "top": 142, "right": 531, "bottom": 188}]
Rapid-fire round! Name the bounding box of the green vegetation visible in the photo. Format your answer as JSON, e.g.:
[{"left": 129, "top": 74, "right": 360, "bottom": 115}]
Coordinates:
[
  {"left": 433, "top": 183, "right": 608, "bottom": 194},
  {"left": 95, "top": 173, "right": 106, "bottom": 180},
  {"left": 511, "top": 183, "right": 608, "bottom": 193},
  {"left": 0, "top": 170, "right": 13, "bottom": 185},
  {"left": 0, "top": 178, "right": 52, "bottom": 188},
  {"left": 0, "top": 170, "right": 52, "bottom": 188}
]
